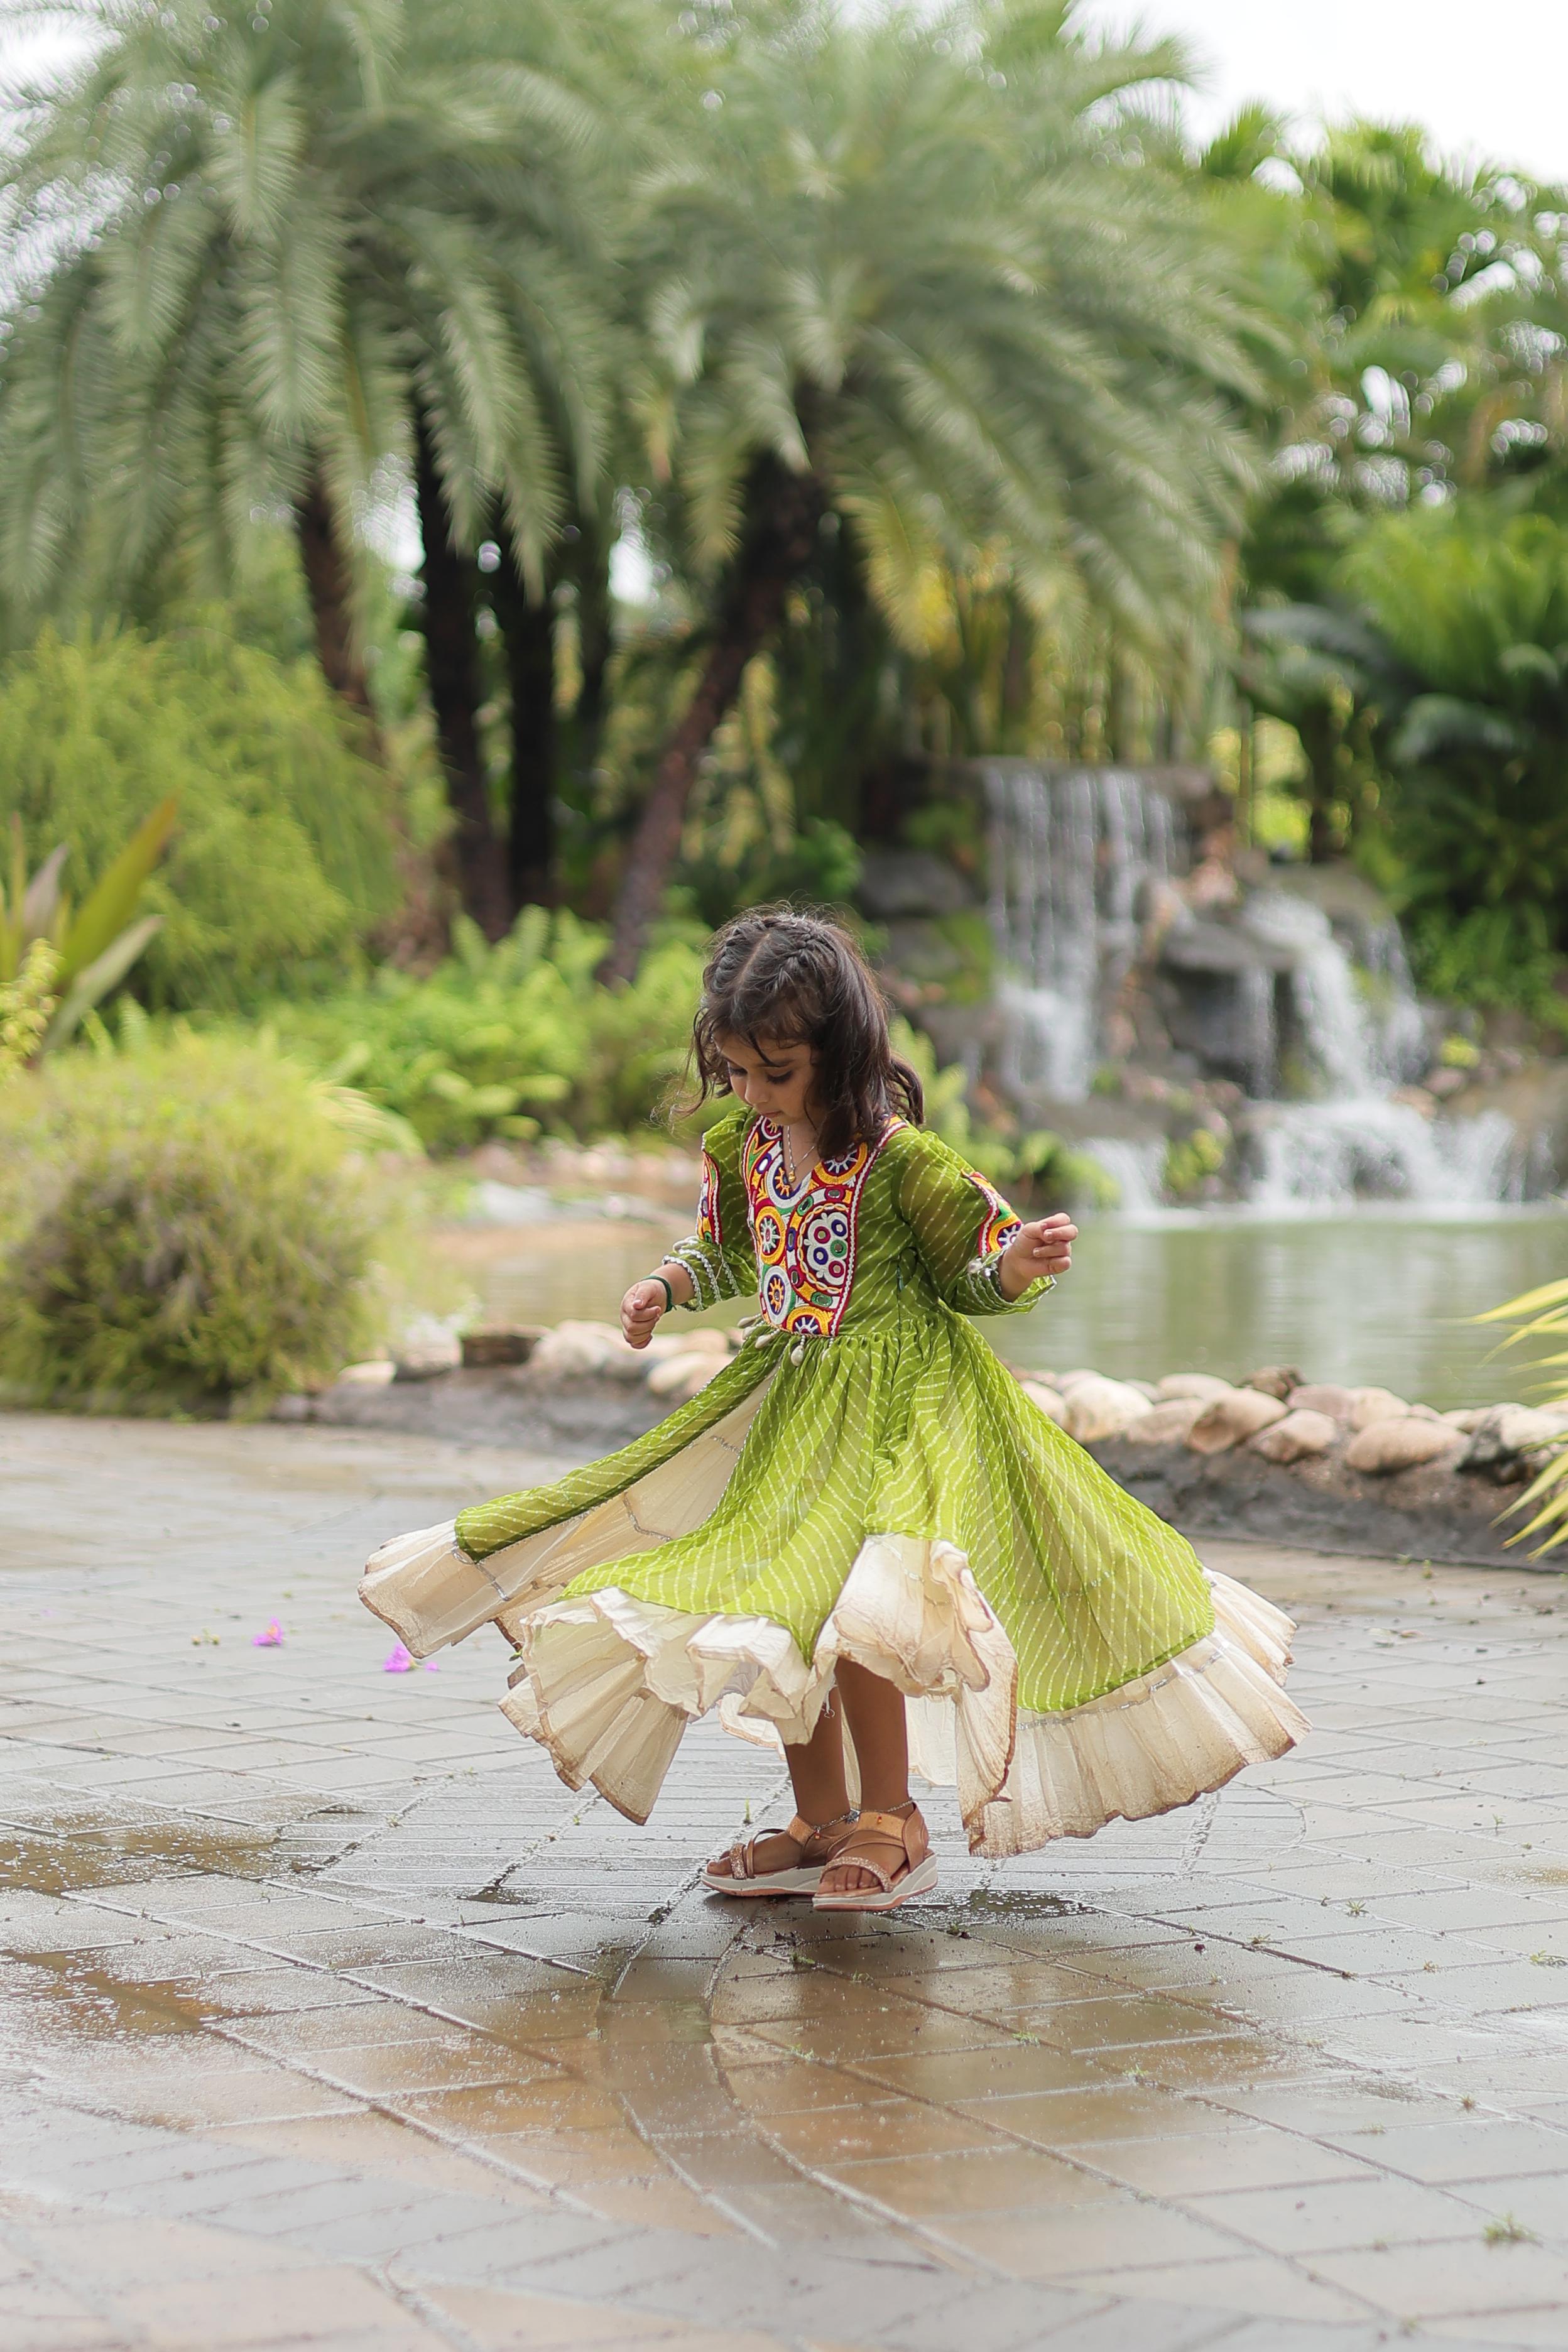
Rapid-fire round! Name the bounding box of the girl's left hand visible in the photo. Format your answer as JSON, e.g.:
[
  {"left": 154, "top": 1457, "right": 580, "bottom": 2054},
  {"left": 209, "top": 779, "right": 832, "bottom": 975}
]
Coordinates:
[{"left": 998, "top": 1213, "right": 1077, "bottom": 1300}]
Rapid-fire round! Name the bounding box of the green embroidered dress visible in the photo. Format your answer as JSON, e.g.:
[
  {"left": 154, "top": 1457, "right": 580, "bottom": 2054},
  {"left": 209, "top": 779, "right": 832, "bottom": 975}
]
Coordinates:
[{"left": 361, "top": 1109, "right": 1305, "bottom": 1854}]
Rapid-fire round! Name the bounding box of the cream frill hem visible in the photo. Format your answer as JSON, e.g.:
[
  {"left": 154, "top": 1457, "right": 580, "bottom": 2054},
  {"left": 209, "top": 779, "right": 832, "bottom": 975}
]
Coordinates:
[{"left": 363, "top": 1507, "right": 1307, "bottom": 1855}]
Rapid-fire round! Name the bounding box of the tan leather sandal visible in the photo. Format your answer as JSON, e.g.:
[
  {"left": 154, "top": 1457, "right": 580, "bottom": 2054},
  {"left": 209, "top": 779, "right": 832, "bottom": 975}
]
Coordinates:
[
  {"left": 812, "top": 1800, "right": 937, "bottom": 1913},
  {"left": 701, "top": 1809, "right": 859, "bottom": 1898}
]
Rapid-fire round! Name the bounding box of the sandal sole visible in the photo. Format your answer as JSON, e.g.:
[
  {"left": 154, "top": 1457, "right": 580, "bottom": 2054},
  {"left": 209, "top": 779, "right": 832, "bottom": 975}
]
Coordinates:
[
  {"left": 813, "top": 1854, "right": 939, "bottom": 1914},
  {"left": 700, "top": 1866, "right": 824, "bottom": 1898}
]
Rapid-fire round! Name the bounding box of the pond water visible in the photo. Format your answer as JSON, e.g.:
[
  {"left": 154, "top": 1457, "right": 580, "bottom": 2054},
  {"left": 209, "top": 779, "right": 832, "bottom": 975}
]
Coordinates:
[{"left": 442, "top": 1202, "right": 1568, "bottom": 1412}]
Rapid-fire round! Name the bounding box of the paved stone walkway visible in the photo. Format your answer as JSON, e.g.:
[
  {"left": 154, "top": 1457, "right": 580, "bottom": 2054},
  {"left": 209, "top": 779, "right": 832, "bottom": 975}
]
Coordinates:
[{"left": 4, "top": 1409, "right": 1568, "bottom": 2351}]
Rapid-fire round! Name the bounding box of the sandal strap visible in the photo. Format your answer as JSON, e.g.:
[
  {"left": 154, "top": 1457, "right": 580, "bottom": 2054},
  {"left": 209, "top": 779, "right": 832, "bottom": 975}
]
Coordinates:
[
  {"left": 724, "top": 1809, "right": 857, "bottom": 1880},
  {"left": 822, "top": 1804, "right": 926, "bottom": 1892}
]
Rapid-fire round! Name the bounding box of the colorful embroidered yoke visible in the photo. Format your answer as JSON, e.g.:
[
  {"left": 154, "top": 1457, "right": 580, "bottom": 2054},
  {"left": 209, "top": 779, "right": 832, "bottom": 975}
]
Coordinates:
[{"left": 359, "top": 1104, "right": 1307, "bottom": 1854}]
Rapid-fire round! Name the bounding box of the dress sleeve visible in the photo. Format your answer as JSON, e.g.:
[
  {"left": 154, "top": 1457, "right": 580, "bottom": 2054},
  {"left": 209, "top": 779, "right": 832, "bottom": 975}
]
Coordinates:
[
  {"left": 663, "top": 1114, "right": 758, "bottom": 1309},
  {"left": 896, "top": 1131, "right": 1054, "bottom": 1318}
]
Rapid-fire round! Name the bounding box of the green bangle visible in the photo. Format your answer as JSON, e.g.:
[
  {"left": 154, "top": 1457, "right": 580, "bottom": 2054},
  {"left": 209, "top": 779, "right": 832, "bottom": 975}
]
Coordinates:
[{"left": 650, "top": 1272, "right": 675, "bottom": 1314}]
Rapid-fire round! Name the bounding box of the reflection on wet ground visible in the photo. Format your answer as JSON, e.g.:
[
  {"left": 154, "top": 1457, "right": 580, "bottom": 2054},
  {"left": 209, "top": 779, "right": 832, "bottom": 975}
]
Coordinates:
[{"left": 4, "top": 1412, "right": 1568, "bottom": 2348}]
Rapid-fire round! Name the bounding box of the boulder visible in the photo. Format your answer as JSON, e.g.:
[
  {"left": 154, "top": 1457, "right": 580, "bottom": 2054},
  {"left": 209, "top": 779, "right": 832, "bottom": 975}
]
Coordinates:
[
  {"left": 1057, "top": 1369, "right": 1103, "bottom": 1390},
  {"left": 336, "top": 1359, "right": 395, "bottom": 1388},
  {"left": 1288, "top": 1383, "right": 1355, "bottom": 1421},
  {"left": 1457, "top": 1404, "right": 1568, "bottom": 1482},
  {"left": 530, "top": 1320, "right": 647, "bottom": 1383},
  {"left": 460, "top": 1324, "right": 542, "bottom": 1368},
  {"left": 1443, "top": 1408, "right": 1489, "bottom": 1432},
  {"left": 1248, "top": 1408, "right": 1339, "bottom": 1465},
  {"left": 1345, "top": 1417, "right": 1463, "bottom": 1475},
  {"left": 1157, "top": 1373, "right": 1236, "bottom": 1403},
  {"left": 1187, "top": 1389, "right": 1287, "bottom": 1454},
  {"left": 646, "top": 1351, "right": 727, "bottom": 1402},
  {"left": 1062, "top": 1376, "right": 1155, "bottom": 1443},
  {"left": 1347, "top": 1386, "right": 1410, "bottom": 1431},
  {"left": 1020, "top": 1381, "right": 1070, "bottom": 1427},
  {"left": 394, "top": 1337, "right": 461, "bottom": 1382},
  {"left": 1124, "top": 1379, "right": 1163, "bottom": 1402},
  {"left": 1244, "top": 1365, "right": 1304, "bottom": 1402},
  {"left": 1122, "top": 1397, "right": 1207, "bottom": 1446}
]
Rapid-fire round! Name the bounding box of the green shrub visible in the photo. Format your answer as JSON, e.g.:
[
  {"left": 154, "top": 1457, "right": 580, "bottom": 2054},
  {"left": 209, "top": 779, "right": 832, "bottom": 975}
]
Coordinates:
[
  {"left": 0, "top": 1037, "right": 387, "bottom": 1407},
  {"left": 250, "top": 909, "right": 708, "bottom": 1152},
  {"left": 0, "top": 623, "right": 401, "bottom": 1008}
]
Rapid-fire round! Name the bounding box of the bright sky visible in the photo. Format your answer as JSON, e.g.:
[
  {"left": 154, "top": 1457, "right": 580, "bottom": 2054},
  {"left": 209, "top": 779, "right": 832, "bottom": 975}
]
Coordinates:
[{"left": 1075, "top": 0, "right": 1568, "bottom": 186}]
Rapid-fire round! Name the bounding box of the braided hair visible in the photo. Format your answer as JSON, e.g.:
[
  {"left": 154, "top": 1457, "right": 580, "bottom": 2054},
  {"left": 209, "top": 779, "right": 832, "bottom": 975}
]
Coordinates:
[{"left": 686, "top": 908, "right": 923, "bottom": 1160}]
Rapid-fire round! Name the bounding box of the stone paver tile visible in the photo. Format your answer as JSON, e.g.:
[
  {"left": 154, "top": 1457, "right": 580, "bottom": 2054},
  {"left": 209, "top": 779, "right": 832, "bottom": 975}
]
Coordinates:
[
  {"left": 717, "top": 2059, "right": 900, "bottom": 2118},
  {"left": 465, "top": 2125, "right": 667, "bottom": 2189},
  {"left": 937, "top": 2194, "right": 1246, "bottom": 2277},
  {"left": 846, "top": 2040, "right": 1109, "bottom": 2102},
  {"left": 389, "top": 2079, "right": 623, "bottom": 2137},
  {"left": 1310, "top": 2236, "right": 1568, "bottom": 2321},
  {"left": 308, "top": 2038, "right": 556, "bottom": 2098},
  {"left": 575, "top": 2179, "right": 743, "bottom": 2236},
  {"left": 762, "top": 2096, "right": 1000, "bottom": 2165},
  {"left": 1063, "top": 2253, "right": 1376, "bottom": 2325},
  {"left": 953, "top": 2084, "right": 1238, "bottom": 2149},
  {"left": 1185, "top": 2172, "right": 1501, "bottom": 2254},
  {"left": 1319, "top": 2119, "right": 1568, "bottom": 2184},
  {"left": 1440, "top": 2171, "right": 1568, "bottom": 2246},
  {"left": 415, "top": 2278, "right": 795, "bottom": 2349},
  {"left": 825, "top": 2144, "right": 1106, "bottom": 2216},
  {"left": 1068, "top": 2126, "right": 1375, "bottom": 2197},
  {"left": 112, "top": 2260, "right": 449, "bottom": 2346}
]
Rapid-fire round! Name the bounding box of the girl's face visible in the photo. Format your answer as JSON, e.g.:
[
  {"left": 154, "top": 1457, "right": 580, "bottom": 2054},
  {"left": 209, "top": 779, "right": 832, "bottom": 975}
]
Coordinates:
[{"left": 715, "top": 1032, "right": 819, "bottom": 1126}]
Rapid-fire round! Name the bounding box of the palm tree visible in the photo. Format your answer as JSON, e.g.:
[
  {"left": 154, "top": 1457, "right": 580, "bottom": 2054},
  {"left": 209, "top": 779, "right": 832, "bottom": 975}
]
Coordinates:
[
  {"left": 0, "top": 0, "right": 627, "bottom": 932},
  {"left": 600, "top": 0, "right": 1258, "bottom": 978}
]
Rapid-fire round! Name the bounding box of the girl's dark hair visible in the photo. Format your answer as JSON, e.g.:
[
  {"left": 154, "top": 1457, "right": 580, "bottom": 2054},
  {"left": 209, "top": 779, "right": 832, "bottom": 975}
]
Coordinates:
[{"left": 688, "top": 907, "right": 924, "bottom": 1158}]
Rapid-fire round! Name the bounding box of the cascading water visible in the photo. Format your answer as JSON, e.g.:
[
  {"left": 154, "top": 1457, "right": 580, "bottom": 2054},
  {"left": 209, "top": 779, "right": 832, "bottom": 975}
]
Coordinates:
[
  {"left": 984, "top": 763, "right": 1174, "bottom": 1100},
  {"left": 983, "top": 763, "right": 1525, "bottom": 1212}
]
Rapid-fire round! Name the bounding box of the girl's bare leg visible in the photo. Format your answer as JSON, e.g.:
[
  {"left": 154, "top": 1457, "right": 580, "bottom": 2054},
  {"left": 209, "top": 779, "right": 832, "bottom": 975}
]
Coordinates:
[
  {"left": 781, "top": 1686, "right": 852, "bottom": 1829},
  {"left": 705, "top": 1691, "right": 852, "bottom": 1880},
  {"left": 820, "top": 1657, "right": 913, "bottom": 1894}
]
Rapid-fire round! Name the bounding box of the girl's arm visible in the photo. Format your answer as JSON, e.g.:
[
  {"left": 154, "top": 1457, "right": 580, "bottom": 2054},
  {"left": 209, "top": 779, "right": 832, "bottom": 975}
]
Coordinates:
[
  {"left": 636, "top": 1119, "right": 758, "bottom": 1329},
  {"left": 621, "top": 1258, "right": 696, "bottom": 1349},
  {"left": 898, "top": 1132, "right": 1066, "bottom": 1317}
]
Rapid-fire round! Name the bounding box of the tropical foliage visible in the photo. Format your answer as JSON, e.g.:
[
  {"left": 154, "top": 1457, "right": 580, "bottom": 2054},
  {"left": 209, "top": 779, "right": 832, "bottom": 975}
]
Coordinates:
[
  {"left": 1475, "top": 1278, "right": 1568, "bottom": 1557},
  {"left": 0, "top": 1035, "right": 388, "bottom": 1406},
  {"left": 0, "top": 623, "right": 400, "bottom": 1004},
  {"left": 0, "top": 0, "right": 1563, "bottom": 1011},
  {"left": 1, "top": 792, "right": 177, "bottom": 1051}
]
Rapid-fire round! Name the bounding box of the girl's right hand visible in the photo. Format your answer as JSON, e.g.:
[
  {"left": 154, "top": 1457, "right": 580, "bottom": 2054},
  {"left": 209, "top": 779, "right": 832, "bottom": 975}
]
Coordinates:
[{"left": 621, "top": 1280, "right": 668, "bottom": 1350}]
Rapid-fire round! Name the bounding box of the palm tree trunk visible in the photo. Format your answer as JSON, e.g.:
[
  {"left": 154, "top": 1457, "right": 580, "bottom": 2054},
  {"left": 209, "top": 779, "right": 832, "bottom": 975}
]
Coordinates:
[
  {"left": 294, "top": 462, "right": 377, "bottom": 729},
  {"left": 568, "top": 524, "right": 612, "bottom": 785},
  {"left": 491, "top": 543, "right": 557, "bottom": 909},
  {"left": 600, "top": 462, "right": 824, "bottom": 983},
  {"left": 413, "top": 416, "right": 511, "bottom": 940}
]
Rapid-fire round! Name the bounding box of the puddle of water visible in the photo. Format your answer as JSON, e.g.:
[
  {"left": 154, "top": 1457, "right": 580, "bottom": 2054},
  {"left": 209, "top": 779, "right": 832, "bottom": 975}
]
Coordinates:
[
  {"left": 959, "top": 1890, "right": 1084, "bottom": 1921},
  {"left": 16, "top": 1951, "right": 226, "bottom": 2040},
  {"left": 0, "top": 1819, "right": 276, "bottom": 1896}
]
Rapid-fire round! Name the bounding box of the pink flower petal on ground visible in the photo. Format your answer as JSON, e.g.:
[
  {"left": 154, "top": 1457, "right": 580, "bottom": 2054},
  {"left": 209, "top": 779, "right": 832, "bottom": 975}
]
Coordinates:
[
  {"left": 383, "top": 1642, "right": 414, "bottom": 1673},
  {"left": 422, "top": 1659, "right": 440, "bottom": 1672},
  {"left": 251, "top": 1621, "right": 284, "bottom": 1647}
]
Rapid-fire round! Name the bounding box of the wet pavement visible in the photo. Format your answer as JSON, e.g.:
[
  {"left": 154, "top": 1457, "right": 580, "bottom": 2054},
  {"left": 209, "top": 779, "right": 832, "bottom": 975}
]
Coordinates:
[{"left": 4, "top": 1411, "right": 1568, "bottom": 2351}]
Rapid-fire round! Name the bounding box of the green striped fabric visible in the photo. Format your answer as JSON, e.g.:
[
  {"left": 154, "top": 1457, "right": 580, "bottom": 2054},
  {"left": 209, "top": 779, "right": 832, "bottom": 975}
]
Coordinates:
[{"left": 455, "top": 1110, "right": 1214, "bottom": 1716}]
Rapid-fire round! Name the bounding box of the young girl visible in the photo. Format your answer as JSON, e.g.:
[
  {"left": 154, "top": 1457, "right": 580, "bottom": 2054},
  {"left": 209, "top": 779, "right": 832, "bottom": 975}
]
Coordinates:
[{"left": 362, "top": 911, "right": 1305, "bottom": 1910}]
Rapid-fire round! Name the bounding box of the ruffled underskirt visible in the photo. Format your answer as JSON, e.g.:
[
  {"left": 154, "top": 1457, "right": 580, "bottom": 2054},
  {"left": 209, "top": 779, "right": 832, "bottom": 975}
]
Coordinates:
[{"left": 362, "top": 1501, "right": 1306, "bottom": 1856}]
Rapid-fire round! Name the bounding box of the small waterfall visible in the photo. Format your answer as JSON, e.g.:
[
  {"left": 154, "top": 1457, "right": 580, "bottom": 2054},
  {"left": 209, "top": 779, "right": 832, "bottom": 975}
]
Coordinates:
[
  {"left": 1082, "top": 1137, "right": 1165, "bottom": 1215},
  {"left": 985, "top": 763, "right": 1175, "bottom": 1101},
  {"left": 1248, "top": 1103, "right": 1522, "bottom": 1212},
  {"left": 979, "top": 762, "right": 1525, "bottom": 1214}
]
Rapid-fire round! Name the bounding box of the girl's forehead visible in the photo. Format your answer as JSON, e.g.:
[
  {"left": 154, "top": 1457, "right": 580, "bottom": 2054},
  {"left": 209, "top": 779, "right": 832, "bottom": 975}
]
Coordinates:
[{"left": 717, "top": 1031, "right": 810, "bottom": 1066}]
